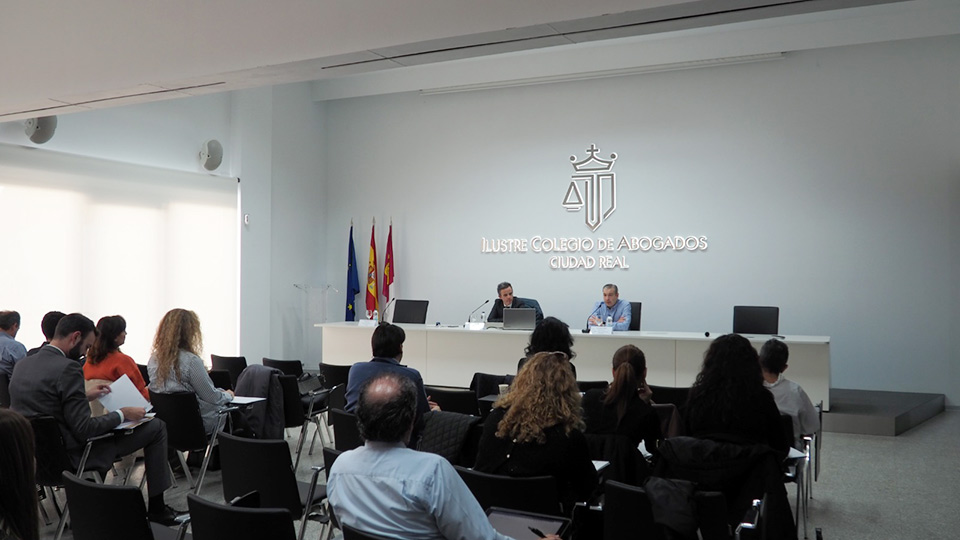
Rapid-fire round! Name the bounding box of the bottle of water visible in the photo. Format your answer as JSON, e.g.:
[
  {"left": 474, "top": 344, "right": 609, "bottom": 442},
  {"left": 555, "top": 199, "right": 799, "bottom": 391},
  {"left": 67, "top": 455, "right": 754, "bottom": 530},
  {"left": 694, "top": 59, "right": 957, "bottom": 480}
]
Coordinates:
[
  {"left": 373, "top": 310, "right": 378, "bottom": 323},
  {"left": 606, "top": 315, "right": 613, "bottom": 327}
]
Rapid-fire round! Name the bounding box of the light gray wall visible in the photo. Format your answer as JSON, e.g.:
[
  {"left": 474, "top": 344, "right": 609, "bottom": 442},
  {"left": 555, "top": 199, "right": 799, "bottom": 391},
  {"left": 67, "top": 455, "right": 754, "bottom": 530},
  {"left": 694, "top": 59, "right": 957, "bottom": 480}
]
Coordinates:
[{"left": 322, "top": 35, "right": 960, "bottom": 404}]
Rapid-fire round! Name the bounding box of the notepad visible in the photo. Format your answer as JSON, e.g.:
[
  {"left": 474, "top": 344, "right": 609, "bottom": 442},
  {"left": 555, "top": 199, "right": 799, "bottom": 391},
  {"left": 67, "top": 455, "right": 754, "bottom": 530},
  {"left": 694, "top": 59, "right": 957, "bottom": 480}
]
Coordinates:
[
  {"left": 231, "top": 396, "right": 266, "bottom": 405},
  {"left": 98, "top": 374, "right": 151, "bottom": 412}
]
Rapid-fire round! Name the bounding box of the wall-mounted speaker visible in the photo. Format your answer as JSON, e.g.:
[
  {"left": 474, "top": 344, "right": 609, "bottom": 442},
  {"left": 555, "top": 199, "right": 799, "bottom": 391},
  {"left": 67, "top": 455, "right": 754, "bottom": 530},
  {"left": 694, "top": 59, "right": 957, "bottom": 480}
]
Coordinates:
[
  {"left": 200, "top": 139, "right": 223, "bottom": 171},
  {"left": 24, "top": 116, "right": 58, "bottom": 144}
]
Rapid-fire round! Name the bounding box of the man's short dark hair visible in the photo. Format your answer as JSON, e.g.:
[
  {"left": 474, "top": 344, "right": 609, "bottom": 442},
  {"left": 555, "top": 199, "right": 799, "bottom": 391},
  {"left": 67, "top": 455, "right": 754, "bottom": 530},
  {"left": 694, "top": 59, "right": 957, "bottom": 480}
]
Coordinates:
[
  {"left": 356, "top": 373, "right": 418, "bottom": 443},
  {"left": 603, "top": 284, "right": 619, "bottom": 294},
  {"left": 53, "top": 313, "right": 96, "bottom": 341},
  {"left": 496, "top": 282, "right": 512, "bottom": 294},
  {"left": 0, "top": 311, "right": 20, "bottom": 331},
  {"left": 40, "top": 311, "right": 67, "bottom": 340},
  {"left": 759, "top": 338, "right": 789, "bottom": 374},
  {"left": 371, "top": 322, "right": 405, "bottom": 358}
]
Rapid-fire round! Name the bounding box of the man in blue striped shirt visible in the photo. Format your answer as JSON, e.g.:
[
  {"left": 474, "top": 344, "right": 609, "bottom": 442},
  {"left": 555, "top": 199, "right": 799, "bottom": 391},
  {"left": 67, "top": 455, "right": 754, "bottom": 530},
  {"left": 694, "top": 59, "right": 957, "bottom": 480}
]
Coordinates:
[{"left": 0, "top": 311, "right": 27, "bottom": 377}]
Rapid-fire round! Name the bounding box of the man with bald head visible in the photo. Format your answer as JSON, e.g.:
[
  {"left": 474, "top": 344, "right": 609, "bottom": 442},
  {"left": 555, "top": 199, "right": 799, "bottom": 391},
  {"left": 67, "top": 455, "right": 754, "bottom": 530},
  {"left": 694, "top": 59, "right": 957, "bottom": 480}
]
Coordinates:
[{"left": 328, "top": 372, "right": 560, "bottom": 540}]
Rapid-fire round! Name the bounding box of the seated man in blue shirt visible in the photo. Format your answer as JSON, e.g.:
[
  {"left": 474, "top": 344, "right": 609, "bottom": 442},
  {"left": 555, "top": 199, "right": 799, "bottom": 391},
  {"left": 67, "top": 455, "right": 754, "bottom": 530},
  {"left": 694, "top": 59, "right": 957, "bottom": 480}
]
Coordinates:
[
  {"left": 329, "top": 372, "right": 561, "bottom": 540},
  {"left": 586, "top": 284, "right": 632, "bottom": 331},
  {"left": 344, "top": 322, "right": 438, "bottom": 444}
]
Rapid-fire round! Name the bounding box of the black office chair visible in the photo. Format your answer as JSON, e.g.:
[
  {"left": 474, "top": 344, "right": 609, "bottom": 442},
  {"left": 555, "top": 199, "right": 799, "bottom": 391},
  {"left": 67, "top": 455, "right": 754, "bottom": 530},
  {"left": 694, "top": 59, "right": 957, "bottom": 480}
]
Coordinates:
[
  {"left": 417, "top": 410, "right": 482, "bottom": 466},
  {"left": 30, "top": 416, "right": 113, "bottom": 540},
  {"left": 63, "top": 471, "right": 187, "bottom": 540},
  {"left": 0, "top": 372, "right": 11, "bottom": 407},
  {"left": 327, "top": 383, "right": 347, "bottom": 410},
  {"left": 629, "top": 302, "right": 642, "bottom": 331},
  {"left": 329, "top": 408, "right": 363, "bottom": 451},
  {"left": 648, "top": 385, "right": 690, "bottom": 408},
  {"left": 341, "top": 524, "right": 398, "bottom": 540},
  {"left": 278, "top": 374, "right": 329, "bottom": 470},
  {"left": 149, "top": 391, "right": 232, "bottom": 495},
  {"left": 454, "top": 466, "right": 563, "bottom": 516},
  {"left": 577, "top": 380, "right": 609, "bottom": 393},
  {"left": 208, "top": 369, "right": 233, "bottom": 391},
  {"left": 780, "top": 415, "right": 808, "bottom": 539},
  {"left": 318, "top": 363, "right": 352, "bottom": 390},
  {"left": 211, "top": 354, "right": 248, "bottom": 389},
  {"left": 217, "top": 432, "right": 327, "bottom": 540},
  {"left": 735, "top": 496, "right": 768, "bottom": 540},
  {"left": 263, "top": 358, "right": 304, "bottom": 377},
  {"left": 137, "top": 363, "right": 151, "bottom": 386},
  {"left": 187, "top": 493, "right": 296, "bottom": 540},
  {"left": 603, "top": 479, "right": 729, "bottom": 540},
  {"left": 424, "top": 385, "right": 480, "bottom": 416}
]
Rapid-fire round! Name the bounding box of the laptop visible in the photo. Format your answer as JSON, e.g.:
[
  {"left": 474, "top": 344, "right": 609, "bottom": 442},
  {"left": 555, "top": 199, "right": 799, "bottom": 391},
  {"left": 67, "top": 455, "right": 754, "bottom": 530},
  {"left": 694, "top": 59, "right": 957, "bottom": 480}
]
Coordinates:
[
  {"left": 503, "top": 307, "right": 536, "bottom": 330},
  {"left": 392, "top": 299, "right": 429, "bottom": 324},
  {"left": 732, "top": 305, "right": 780, "bottom": 335}
]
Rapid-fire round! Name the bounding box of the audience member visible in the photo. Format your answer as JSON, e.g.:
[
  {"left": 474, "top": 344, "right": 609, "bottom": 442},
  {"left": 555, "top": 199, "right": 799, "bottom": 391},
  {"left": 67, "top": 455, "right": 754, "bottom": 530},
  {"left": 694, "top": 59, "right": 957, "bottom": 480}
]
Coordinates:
[
  {"left": 329, "top": 373, "right": 551, "bottom": 540},
  {"left": 84, "top": 315, "right": 149, "bottom": 400},
  {"left": 0, "top": 409, "right": 39, "bottom": 540},
  {"left": 760, "top": 338, "right": 820, "bottom": 448},
  {"left": 586, "top": 283, "right": 631, "bottom": 331},
  {"left": 0, "top": 311, "right": 27, "bottom": 378},
  {"left": 9, "top": 313, "right": 178, "bottom": 524},
  {"left": 582, "top": 344, "right": 661, "bottom": 454},
  {"left": 148, "top": 309, "right": 232, "bottom": 433},
  {"left": 25, "top": 311, "right": 66, "bottom": 357},
  {"left": 344, "top": 322, "right": 438, "bottom": 444},
  {"left": 518, "top": 316, "right": 577, "bottom": 376},
  {"left": 475, "top": 351, "right": 597, "bottom": 512}
]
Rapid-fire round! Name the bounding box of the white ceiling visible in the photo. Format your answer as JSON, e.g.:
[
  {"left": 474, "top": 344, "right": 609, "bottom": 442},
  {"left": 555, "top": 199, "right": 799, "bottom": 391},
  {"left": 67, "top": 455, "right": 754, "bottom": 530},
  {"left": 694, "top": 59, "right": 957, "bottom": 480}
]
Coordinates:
[{"left": 0, "top": 0, "right": 956, "bottom": 122}]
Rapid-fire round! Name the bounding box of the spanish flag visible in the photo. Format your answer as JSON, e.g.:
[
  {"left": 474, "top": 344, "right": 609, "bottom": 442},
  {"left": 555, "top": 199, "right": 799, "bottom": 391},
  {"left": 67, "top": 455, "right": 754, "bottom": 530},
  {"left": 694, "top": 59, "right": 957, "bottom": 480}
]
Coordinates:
[{"left": 366, "top": 221, "right": 378, "bottom": 315}]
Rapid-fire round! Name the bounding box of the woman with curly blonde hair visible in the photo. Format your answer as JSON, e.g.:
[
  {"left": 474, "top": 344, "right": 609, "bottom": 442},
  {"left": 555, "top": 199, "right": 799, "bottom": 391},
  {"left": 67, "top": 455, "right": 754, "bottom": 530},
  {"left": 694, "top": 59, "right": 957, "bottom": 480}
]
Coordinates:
[
  {"left": 474, "top": 351, "right": 597, "bottom": 511},
  {"left": 147, "top": 309, "right": 232, "bottom": 433}
]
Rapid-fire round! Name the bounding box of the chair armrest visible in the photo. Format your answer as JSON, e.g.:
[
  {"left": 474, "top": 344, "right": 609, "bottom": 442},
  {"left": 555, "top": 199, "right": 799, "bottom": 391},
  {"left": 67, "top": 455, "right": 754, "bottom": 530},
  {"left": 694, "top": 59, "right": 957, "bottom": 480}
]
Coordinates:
[{"left": 175, "top": 518, "right": 191, "bottom": 540}]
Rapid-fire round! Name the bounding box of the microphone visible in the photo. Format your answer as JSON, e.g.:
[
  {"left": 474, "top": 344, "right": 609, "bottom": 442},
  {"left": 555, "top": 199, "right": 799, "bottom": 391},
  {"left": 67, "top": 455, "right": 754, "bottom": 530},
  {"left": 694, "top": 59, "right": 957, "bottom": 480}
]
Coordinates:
[
  {"left": 382, "top": 298, "right": 396, "bottom": 321},
  {"left": 468, "top": 299, "right": 490, "bottom": 322},
  {"left": 583, "top": 303, "right": 603, "bottom": 333}
]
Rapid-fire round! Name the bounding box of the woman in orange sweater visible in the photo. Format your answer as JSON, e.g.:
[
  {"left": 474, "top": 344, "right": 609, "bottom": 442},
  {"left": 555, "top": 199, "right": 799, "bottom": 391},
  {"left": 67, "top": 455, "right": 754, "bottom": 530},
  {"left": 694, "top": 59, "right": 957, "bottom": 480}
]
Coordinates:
[{"left": 83, "top": 315, "right": 150, "bottom": 400}]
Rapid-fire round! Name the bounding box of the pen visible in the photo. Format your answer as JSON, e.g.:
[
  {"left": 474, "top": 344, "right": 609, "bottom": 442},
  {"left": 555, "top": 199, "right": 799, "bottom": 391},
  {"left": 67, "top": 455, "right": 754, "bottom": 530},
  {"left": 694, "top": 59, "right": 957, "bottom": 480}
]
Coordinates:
[{"left": 528, "top": 526, "right": 546, "bottom": 538}]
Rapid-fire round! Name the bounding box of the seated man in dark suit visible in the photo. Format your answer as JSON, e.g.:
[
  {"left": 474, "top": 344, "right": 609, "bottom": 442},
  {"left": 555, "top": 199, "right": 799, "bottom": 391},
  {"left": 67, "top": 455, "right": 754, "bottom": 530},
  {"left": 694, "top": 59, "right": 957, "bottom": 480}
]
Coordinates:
[
  {"left": 344, "top": 323, "right": 438, "bottom": 445},
  {"left": 9, "top": 313, "right": 180, "bottom": 525},
  {"left": 486, "top": 281, "right": 544, "bottom": 324}
]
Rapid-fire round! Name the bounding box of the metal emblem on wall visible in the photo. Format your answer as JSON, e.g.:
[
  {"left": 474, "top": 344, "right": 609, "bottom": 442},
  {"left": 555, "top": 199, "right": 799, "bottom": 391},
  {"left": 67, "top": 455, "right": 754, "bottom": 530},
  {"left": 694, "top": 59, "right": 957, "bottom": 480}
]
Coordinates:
[{"left": 563, "top": 144, "right": 617, "bottom": 232}]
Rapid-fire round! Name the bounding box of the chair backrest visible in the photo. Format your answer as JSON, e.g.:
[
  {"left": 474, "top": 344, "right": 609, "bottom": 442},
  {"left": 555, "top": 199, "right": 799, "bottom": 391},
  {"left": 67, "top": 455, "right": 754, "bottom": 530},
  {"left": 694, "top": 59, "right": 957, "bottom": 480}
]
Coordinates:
[
  {"left": 262, "top": 358, "right": 303, "bottom": 377},
  {"left": 341, "top": 524, "right": 399, "bottom": 540},
  {"left": 603, "top": 479, "right": 664, "bottom": 540},
  {"left": 330, "top": 408, "right": 363, "bottom": 451},
  {"left": 454, "top": 466, "right": 562, "bottom": 516},
  {"left": 577, "top": 380, "right": 609, "bottom": 393},
  {"left": 327, "top": 383, "right": 347, "bottom": 410},
  {"left": 29, "top": 416, "right": 76, "bottom": 487},
  {"left": 278, "top": 374, "right": 307, "bottom": 428},
  {"left": 137, "top": 363, "right": 150, "bottom": 386},
  {"left": 208, "top": 369, "right": 233, "bottom": 391},
  {"left": 322, "top": 446, "right": 343, "bottom": 472},
  {"left": 217, "top": 431, "right": 303, "bottom": 516},
  {"left": 318, "top": 363, "right": 352, "bottom": 389},
  {"left": 63, "top": 471, "right": 155, "bottom": 540},
  {"left": 652, "top": 403, "right": 684, "bottom": 438},
  {"left": 187, "top": 493, "right": 296, "bottom": 540},
  {"left": 423, "top": 385, "right": 479, "bottom": 416},
  {"left": 0, "top": 372, "right": 11, "bottom": 407},
  {"left": 648, "top": 385, "right": 690, "bottom": 409},
  {"left": 211, "top": 354, "right": 248, "bottom": 388},
  {"left": 417, "top": 410, "right": 481, "bottom": 466},
  {"left": 148, "top": 390, "right": 208, "bottom": 452},
  {"left": 629, "top": 302, "right": 642, "bottom": 331}
]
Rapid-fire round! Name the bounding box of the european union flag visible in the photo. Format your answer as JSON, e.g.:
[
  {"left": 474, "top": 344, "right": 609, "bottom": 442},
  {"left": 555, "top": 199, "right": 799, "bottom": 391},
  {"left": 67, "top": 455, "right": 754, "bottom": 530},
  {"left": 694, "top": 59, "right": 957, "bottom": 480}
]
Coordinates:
[{"left": 345, "top": 225, "right": 361, "bottom": 321}]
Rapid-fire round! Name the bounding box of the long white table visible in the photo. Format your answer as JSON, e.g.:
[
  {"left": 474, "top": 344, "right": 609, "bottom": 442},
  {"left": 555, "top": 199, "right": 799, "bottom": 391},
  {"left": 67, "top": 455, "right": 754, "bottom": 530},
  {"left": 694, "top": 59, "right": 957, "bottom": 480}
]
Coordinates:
[{"left": 317, "top": 323, "right": 831, "bottom": 410}]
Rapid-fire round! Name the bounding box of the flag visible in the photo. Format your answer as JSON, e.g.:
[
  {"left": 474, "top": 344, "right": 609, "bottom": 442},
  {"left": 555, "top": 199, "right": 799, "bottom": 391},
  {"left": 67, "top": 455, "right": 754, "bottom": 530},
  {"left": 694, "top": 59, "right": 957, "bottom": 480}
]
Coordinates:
[
  {"left": 383, "top": 222, "right": 395, "bottom": 309},
  {"left": 366, "top": 221, "right": 378, "bottom": 315},
  {"left": 345, "top": 225, "right": 360, "bottom": 321}
]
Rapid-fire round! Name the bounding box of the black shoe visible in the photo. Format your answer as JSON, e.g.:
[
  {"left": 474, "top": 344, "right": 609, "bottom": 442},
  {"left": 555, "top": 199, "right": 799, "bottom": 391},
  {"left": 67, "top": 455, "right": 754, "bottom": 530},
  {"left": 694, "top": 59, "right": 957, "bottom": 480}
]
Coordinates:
[{"left": 147, "top": 505, "right": 187, "bottom": 527}]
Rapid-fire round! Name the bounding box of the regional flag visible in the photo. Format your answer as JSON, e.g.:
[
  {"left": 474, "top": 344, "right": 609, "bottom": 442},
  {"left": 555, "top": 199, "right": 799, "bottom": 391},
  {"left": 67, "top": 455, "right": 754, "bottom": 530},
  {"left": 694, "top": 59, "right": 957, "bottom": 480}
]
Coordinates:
[
  {"left": 366, "top": 222, "right": 378, "bottom": 314},
  {"left": 345, "top": 225, "right": 360, "bottom": 321},
  {"left": 383, "top": 223, "right": 395, "bottom": 310}
]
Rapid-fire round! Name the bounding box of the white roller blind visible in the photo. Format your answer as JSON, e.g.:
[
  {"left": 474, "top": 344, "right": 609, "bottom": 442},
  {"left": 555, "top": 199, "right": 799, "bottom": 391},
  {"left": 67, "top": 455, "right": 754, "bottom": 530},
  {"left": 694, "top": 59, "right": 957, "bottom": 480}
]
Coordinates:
[{"left": 0, "top": 144, "right": 238, "bottom": 365}]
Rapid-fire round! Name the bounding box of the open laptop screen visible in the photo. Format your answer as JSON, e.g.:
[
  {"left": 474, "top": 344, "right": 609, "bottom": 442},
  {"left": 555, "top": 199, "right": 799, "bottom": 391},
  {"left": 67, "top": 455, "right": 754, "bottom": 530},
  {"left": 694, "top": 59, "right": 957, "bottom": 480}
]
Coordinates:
[
  {"left": 503, "top": 308, "right": 536, "bottom": 330},
  {"left": 732, "top": 306, "right": 779, "bottom": 335},
  {"left": 392, "top": 299, "right": 429, "bottom": 324}
]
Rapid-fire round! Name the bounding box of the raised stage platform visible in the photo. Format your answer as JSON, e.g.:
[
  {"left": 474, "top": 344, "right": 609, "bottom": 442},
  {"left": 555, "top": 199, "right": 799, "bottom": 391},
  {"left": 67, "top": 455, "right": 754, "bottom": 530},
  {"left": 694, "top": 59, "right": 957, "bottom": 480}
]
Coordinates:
[{"left": 823, "top": 389, "right": 945, "bottom": 436}]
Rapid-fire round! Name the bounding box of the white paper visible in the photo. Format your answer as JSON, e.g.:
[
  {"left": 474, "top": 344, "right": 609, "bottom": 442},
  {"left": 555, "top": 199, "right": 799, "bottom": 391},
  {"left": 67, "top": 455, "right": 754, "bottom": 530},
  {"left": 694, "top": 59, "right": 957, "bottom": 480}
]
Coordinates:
[
  {"left": 231, "top": 396, "right": 266, "bottom": 404},
  {"left": 116, "top": 412, "right": 155, "bottom": 430},
  {"left": 592, "top": 460, "right": 610, "bottom": 472},
  {"left": 589, "top": 326, "right": 614, "bottom": 335},
  {"left": 98, "top": 374, "right": 151, "bottom": 412}
]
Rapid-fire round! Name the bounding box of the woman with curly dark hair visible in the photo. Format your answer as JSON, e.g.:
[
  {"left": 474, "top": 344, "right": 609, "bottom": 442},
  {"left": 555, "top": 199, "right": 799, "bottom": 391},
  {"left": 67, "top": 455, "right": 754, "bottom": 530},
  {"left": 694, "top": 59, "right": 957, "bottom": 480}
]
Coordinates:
[
  {"left": 683, "top": 333, "right": 786, "bottom": 452},
  {"left": 0, "top": 409, "right": 38, "bottom": 540},
  {"left": 475, "top": 351, "right": 597, "bottom": 511}
]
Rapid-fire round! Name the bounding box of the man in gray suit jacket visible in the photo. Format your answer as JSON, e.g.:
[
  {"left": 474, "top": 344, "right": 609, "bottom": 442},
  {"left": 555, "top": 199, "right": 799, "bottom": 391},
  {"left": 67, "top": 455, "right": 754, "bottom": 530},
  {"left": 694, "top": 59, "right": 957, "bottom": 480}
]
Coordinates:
[{"left": 10, "top": 313, "right": 179, "bottom": 524}]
